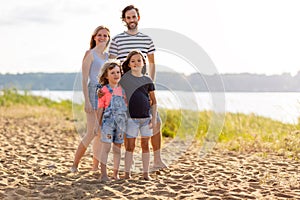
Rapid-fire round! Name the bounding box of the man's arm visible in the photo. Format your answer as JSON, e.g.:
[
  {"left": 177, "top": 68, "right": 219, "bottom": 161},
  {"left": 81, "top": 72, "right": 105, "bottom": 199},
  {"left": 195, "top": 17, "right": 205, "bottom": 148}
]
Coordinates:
[{"left": 148, "top": 53, "right": 156, "bottom": 81}]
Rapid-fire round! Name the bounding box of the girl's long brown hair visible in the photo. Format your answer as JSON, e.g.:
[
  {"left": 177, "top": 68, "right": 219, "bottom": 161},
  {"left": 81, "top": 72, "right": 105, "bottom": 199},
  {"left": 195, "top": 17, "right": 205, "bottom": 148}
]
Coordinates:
[{"left": 122, "top": 50, "right": 146, "bottom": 75}]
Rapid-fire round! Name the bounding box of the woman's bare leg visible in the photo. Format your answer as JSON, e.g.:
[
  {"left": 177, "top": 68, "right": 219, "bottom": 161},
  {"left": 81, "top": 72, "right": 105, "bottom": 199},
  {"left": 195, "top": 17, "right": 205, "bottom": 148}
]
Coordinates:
[{"left": 71, "top": 111, "right": 99, "bottom": 171}]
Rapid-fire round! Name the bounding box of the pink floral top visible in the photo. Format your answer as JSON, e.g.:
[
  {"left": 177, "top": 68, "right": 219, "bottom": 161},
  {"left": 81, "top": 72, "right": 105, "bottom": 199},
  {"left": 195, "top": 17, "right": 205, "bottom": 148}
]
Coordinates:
[{"left": 98, "top": 85, "right": 124, "bottom": 109}]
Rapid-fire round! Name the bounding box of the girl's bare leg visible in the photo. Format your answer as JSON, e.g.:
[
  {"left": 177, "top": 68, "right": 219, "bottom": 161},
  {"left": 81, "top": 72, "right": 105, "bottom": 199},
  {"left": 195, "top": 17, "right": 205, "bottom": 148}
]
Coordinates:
[
  {"left": 100, "top": 142, "right": 111, "bottom": 181},
  {"left": 124, "top": 138, "right": 136, "bottom": 179},
  {"left": 141, "top": 137, "right": 151, "bottom": 180},
  {"left": 113, "top": 143, "right": 121, "bottom": 179}
]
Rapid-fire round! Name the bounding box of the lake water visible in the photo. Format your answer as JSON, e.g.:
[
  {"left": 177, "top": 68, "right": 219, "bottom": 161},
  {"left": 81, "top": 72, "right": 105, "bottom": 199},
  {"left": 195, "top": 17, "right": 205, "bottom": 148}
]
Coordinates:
[{"left": 28, "top": 90, "right": 300, "bottom": 124}]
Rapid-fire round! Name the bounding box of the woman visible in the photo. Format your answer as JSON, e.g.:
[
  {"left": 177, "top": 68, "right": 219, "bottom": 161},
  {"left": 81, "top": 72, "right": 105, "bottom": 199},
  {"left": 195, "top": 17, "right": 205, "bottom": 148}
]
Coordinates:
[{"left": 70, "top": 25, "right": 110, "bottom": 172}]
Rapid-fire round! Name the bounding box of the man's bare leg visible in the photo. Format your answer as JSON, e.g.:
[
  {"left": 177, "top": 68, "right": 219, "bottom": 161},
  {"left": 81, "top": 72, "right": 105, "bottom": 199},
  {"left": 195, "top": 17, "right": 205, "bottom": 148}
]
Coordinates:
[{"left": 151, "top": 120, "right": 167, "bottom": 170}]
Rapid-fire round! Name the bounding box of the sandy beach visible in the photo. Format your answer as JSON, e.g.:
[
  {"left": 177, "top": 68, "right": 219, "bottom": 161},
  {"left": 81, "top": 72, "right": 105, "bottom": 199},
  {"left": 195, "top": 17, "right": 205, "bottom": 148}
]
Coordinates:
[{"left": 0, "top": 106, "right": 299, "bottom": 199}]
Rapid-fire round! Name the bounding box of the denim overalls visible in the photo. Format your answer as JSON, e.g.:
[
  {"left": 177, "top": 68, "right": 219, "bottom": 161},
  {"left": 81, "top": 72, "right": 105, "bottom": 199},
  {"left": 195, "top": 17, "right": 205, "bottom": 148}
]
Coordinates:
[{"left": 101, "top": 84, "right": 127, "bottom": 144}]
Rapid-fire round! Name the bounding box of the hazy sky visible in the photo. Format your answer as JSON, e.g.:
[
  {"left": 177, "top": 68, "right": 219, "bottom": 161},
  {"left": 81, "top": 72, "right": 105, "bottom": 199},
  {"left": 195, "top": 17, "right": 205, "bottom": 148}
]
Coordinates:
[{"left": 1, "top": 0, "right": 300, "bottom": 75}]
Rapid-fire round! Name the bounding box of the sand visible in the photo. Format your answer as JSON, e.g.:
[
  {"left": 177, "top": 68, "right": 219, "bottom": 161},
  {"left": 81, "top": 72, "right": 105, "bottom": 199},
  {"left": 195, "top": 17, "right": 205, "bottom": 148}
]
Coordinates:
[{"left": 0, "top": 106, "right": 299, "bottom": 199}]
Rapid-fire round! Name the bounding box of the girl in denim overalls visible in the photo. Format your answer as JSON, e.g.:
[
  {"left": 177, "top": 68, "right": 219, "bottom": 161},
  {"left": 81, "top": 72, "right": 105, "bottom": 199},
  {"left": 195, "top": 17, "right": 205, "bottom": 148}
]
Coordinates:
[{"left": 97, "top": 61, "right": 127, "bottom": 181}]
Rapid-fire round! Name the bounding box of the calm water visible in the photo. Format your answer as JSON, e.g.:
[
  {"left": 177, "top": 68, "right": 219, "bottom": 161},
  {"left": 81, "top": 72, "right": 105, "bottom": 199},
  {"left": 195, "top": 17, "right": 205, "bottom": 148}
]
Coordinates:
[{"left": 28, "top": 90, "right": 300, "bottom": 124}]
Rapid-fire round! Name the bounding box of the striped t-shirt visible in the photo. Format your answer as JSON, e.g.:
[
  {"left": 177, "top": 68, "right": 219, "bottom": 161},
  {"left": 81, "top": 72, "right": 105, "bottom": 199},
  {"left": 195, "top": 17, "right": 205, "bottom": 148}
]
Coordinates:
[{"left": 109, "top": 32, "right": 155, "bottom": 61}]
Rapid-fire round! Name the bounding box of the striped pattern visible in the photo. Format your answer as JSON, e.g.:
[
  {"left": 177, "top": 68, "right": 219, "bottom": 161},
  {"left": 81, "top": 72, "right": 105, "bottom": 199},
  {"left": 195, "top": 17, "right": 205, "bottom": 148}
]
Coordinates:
[{"left": 109, "top": 32, "right": 155, "bottom": 61}]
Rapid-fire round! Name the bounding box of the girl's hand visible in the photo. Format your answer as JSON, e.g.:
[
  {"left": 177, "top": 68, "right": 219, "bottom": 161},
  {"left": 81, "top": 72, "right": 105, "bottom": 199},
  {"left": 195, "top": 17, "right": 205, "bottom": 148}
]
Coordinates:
[
  {"left": 94, "top": 125, "right": 101, "bottom": 136},
  {"left": 84, "top": 102, "right": 93, "bottom": 113},
  {"left": 97, "top": 88, "right": 105, "bottom": 98},
  {"left": 149, "top": 99, "right": 153, "bottom": 106}
]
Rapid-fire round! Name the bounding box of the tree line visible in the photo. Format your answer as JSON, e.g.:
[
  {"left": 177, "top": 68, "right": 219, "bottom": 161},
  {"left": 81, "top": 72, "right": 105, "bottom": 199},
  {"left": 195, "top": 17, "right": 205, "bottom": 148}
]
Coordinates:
[{"left": 1, "top": 72, "right": 300, "bottom": 92}]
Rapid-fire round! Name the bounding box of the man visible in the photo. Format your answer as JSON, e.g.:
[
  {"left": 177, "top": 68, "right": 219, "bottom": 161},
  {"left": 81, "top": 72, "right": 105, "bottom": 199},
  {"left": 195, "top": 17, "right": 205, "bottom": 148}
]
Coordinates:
[{"left": 109, "top": 5, "right": 167, "bottom": 170}]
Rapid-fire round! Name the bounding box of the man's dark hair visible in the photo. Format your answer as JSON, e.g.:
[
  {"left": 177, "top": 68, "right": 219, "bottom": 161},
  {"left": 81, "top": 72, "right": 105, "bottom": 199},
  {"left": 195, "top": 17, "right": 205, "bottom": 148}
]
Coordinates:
[{"left": 121, "top": 5, "right": 140, "bottom": 19}]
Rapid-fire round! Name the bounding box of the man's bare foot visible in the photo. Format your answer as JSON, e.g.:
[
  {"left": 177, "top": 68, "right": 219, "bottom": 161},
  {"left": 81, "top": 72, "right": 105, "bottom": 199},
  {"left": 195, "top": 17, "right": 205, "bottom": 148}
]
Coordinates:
[
  {"left": 152, "top": 162, "right": 168, "bottom": 171},
  {"left": 100, "top": 175, "right": 110, "bottom": 182}
]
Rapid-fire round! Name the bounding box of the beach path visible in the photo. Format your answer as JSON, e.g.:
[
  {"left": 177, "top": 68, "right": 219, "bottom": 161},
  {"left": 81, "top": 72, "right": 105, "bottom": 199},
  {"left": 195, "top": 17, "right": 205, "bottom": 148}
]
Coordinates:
[{"left": 0, "top": 106, "right": 299, "bottom": 199}]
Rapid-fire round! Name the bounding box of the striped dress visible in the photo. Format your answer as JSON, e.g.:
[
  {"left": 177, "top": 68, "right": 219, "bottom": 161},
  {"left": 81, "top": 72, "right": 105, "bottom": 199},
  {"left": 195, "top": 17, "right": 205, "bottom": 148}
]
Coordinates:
[{"left": 109, "top": 32, "right": 155, "bottom": 61}]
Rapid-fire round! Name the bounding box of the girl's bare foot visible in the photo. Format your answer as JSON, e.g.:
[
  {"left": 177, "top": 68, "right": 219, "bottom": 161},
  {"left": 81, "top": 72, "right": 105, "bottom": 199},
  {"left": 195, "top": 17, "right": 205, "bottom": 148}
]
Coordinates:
[
  {"left": 91, "top": 167, "right": 100, "bottom": 171},
  {"left": 113, "top": 175, "right": 120, "bottom": 180},
  {"left": 113, "top": 170, "right": 120, "bottom": 180},
  {"left": 143, "top": 175, "right": 152, "bottom": 180},
  {"left": 124, "top": 172, "right": 131, "bottom": 179},
  {"left": 143, "top": 172, "right": 152, "bottom": 180}
]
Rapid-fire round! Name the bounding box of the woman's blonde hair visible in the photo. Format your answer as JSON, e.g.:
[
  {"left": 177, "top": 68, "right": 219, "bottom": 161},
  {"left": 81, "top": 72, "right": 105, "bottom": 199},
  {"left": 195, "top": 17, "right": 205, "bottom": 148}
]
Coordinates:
[{"left": 90, "top": 25, "right": 110, "bottom": 49}]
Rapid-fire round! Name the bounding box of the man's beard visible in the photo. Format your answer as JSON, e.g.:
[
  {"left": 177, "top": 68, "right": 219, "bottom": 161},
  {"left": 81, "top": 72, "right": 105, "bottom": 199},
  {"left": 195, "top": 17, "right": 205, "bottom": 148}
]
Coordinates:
[{"left": 127, "top": 22, "right": 138, "bottom": 30}]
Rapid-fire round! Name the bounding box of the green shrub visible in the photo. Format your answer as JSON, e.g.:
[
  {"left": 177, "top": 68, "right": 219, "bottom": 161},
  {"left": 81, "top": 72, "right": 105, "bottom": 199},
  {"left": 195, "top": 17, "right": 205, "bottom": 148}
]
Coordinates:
[{"left": 0, "top": 88, "right": 72, "bottom": 114}]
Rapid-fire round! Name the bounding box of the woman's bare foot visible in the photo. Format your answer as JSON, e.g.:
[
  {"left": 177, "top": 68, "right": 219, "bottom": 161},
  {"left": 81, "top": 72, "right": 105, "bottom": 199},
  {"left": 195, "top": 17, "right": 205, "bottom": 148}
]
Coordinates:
[{"left": 70, "top": 166, "right": 78, "bottom": 173}]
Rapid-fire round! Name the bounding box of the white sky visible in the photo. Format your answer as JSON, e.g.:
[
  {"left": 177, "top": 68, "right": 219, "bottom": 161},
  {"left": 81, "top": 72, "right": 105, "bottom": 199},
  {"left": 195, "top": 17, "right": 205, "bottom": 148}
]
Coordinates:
[{"left": 1, "top": 0, "right": 300, "bottom": 75}]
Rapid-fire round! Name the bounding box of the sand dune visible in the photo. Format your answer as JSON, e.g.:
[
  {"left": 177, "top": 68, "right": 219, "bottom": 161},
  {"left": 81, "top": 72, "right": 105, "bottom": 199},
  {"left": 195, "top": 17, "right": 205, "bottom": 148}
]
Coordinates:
[{"left": 0, "top": 106, "right": 299, "bottom": 199}]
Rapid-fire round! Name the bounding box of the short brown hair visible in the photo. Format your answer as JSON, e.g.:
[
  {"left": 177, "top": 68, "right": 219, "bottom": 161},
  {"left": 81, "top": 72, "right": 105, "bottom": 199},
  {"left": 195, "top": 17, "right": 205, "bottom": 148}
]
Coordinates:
[{"left": 121, "top": 5, "right": 140, "bottom": 19}]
